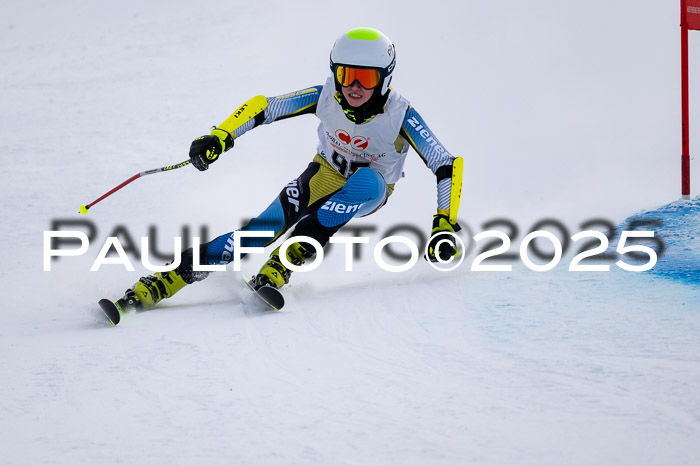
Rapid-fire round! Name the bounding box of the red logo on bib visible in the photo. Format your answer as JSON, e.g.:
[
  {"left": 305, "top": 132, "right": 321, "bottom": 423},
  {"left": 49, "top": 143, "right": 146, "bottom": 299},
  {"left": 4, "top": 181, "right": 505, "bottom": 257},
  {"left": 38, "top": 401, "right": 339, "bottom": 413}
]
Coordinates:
[
  {"left": 334, "top": 129, "right": 369, "bottom": 151},
  {"left": 350, "top": 137, "right": 368, "bottom": 150},
  {"left": 335, "top": 129, "right": 351, "bottom": 145}
]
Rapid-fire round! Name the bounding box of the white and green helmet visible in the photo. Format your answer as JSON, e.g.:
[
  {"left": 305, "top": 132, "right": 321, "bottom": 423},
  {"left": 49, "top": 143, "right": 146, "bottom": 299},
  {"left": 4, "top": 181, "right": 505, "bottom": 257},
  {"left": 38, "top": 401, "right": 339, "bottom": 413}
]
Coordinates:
[{"left": 330, "top": 27, "right": 396, "bottom": 96}]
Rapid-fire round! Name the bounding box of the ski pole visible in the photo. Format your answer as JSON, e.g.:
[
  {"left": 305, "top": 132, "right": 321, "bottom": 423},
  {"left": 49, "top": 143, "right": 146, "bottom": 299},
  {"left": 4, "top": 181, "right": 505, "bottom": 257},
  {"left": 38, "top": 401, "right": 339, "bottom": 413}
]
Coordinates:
[
  {"left": 79, "top": 95, "right": 270, "bottom": 215},
  {"left": 79, "top": 160, "right": 190, "bottom": 214}
]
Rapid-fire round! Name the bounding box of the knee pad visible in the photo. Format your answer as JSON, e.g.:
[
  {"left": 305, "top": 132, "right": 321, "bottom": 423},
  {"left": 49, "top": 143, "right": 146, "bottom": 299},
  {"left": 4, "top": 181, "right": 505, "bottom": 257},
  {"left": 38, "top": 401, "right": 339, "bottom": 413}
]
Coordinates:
[
  {"left": 352, "top": 168, "right": 387, "bottom": 216},
  {"left": 317, "top": 168, "right": 387, "bottom": 228}
]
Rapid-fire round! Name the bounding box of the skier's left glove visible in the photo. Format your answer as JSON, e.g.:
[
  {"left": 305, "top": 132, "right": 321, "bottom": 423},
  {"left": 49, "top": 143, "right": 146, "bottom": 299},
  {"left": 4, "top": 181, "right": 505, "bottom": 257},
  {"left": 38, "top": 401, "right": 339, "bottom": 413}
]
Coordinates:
[
  {"left": 425, "top": 214, "right": 461, "bottom": 262},
  {"left": 189, "top": 128, "right": 234, "bottom": 171}
]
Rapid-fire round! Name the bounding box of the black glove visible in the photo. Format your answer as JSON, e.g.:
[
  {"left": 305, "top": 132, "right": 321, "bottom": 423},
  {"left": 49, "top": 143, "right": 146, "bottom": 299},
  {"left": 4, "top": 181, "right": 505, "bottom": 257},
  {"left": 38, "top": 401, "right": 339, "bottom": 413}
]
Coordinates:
[
  {"left": 189, "top": 128, "right": 234, "bottom": 171},
  {"left": 426, "top": 214, "right": 461, "bottom": 262}
]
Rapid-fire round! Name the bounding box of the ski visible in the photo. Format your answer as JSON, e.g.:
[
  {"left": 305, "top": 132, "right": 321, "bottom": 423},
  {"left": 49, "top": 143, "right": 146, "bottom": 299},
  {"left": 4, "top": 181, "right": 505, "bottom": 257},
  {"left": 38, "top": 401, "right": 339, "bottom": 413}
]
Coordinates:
[
  {"left": 98, "top": 298, "right": 124, "bottom": 325},
  {"left": 242, "top": 275, "right": 285, "bottom": 311}
]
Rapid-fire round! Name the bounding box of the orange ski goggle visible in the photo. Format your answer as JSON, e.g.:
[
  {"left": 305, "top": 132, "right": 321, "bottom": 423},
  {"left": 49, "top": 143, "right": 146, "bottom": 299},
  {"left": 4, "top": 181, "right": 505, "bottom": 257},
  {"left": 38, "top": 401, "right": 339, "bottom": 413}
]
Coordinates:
[{"left": 334, "top": 65, "right": 381, "bottom": 89}]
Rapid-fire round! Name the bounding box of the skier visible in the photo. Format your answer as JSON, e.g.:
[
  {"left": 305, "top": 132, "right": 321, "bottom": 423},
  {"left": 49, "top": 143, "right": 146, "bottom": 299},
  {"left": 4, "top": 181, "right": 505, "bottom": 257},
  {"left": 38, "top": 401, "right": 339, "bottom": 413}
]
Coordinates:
[{"left": 113, "top": 27, "right": 463, "bottom": 312}]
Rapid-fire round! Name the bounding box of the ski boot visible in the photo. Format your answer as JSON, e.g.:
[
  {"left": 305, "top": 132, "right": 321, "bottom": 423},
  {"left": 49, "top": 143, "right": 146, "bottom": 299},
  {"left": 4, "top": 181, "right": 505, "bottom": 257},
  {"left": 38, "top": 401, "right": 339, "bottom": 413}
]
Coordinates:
[
  {"left": 100, "top": 246, "right": 212, "bottom": 325},
  {"left": 252, "top": 242, "right": 315, "bottom": 290},
  {"left": 119, "top": 269, "right": 189, "bottom": 312}
]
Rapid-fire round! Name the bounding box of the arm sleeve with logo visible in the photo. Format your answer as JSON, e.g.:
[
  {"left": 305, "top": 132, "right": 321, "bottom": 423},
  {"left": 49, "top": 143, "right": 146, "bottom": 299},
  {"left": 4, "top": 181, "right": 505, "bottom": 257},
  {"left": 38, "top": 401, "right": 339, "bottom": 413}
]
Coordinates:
[
  {"left": 229, "top": 86, "right": 323, "bottom": 139},
  {"left": 400, "top": 106, "right": 460, "bottom": 214}
]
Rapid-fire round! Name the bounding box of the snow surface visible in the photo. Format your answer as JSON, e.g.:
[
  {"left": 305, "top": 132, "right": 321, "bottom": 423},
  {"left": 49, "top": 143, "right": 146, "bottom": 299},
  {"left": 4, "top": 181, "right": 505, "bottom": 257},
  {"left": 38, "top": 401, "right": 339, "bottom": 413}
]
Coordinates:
[{"left": 1, "top": 0, "right": 699, "bottom": 465}]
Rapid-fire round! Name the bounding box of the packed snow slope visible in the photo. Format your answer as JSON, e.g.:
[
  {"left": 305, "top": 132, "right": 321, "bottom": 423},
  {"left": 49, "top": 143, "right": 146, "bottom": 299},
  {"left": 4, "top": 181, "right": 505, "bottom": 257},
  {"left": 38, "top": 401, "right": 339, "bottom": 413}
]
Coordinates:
[
  {"left": 629, "top": 198, "right": 700, "bottom": 284},
  {"left": 1, "top": 1, "right": 699, "bottom": 465}
]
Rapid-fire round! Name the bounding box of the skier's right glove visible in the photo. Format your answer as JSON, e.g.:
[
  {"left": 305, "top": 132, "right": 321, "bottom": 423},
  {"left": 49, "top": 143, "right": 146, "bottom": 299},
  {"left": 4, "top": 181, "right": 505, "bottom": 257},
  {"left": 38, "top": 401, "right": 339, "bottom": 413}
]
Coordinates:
[
  {"left": 189, "top": 128, "right": 234, "bottom": 171},
  {"left": 425, "top": 214, "right": 461, "bottom": 262}
]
